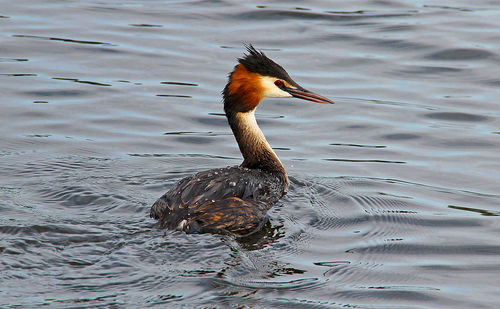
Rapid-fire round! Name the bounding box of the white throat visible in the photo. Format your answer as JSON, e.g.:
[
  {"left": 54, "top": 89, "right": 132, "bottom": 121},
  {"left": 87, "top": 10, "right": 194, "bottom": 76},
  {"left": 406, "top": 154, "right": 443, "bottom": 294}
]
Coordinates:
[
  {"left": 234, "top": 110, "right": 282, "bottom": 164},
  {"left": 236, "top": 110, "right": 273, "bottom": 148}
]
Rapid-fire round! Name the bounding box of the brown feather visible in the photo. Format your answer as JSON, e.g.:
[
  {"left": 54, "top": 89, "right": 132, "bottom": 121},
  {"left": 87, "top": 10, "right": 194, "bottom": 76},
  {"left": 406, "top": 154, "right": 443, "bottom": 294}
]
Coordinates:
[
  {"left": 150, "top": 166, "right": 287, "bottom": 235},
  {"left": 227, "top": 64, "right": 263, "bottom": 111}
]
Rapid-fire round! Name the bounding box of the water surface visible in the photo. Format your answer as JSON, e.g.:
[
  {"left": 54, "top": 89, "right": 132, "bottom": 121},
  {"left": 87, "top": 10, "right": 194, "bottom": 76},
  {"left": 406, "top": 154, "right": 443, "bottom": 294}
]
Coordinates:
[{"left": 1, "top": 0, "right": 499, "bottom": 308}]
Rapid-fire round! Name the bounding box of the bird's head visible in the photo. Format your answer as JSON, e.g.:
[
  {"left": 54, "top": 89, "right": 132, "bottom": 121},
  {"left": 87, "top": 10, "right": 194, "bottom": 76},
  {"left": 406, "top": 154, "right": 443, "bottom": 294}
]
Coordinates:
[{"left": 223, "top": 45, "right": 333, "bottom": 113}]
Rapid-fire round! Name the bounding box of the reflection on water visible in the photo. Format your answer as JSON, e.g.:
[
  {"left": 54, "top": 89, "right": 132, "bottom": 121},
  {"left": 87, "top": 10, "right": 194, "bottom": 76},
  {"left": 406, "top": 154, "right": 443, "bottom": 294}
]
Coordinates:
[{"left": 1, "top": 0, "right": 500, "bottom": 308}]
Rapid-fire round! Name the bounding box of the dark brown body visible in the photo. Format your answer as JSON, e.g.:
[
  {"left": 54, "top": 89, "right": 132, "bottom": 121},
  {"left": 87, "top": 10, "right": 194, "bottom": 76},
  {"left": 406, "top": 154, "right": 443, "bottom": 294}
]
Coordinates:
[{"left": 150, "top": 166, "right": 288, "bottom": 235}]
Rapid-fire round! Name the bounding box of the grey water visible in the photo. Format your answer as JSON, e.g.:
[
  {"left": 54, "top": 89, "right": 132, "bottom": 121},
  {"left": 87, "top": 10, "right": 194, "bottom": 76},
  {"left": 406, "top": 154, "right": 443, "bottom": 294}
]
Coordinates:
[{"left": 1, "top": 0, "right": 499, "bottom": 308}]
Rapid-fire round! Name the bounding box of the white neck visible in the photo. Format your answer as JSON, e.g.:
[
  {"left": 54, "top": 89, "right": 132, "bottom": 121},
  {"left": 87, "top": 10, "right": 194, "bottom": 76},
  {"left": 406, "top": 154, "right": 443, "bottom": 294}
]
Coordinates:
[{"left": 227, "top": 110, "right": 285, "bottom": 174}]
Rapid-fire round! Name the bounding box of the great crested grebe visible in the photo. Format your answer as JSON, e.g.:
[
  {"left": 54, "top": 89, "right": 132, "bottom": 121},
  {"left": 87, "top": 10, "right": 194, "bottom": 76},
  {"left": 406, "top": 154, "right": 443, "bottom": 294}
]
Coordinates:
[{"left": 151, "top": 45, "right": 333, "bottom": 235}]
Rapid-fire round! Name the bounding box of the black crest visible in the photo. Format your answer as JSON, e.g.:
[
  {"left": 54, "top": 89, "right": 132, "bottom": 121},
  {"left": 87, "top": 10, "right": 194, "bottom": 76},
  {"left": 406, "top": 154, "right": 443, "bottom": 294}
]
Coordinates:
[{"left": 238, "top": 44, "right": 295, "bottom": 85}]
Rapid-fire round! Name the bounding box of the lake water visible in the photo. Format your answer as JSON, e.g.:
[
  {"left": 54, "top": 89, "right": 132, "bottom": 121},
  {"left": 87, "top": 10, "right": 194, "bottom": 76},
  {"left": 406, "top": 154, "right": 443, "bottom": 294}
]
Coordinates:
[{"left": 1, "top": 0, "right": 499, "bottom": 308}]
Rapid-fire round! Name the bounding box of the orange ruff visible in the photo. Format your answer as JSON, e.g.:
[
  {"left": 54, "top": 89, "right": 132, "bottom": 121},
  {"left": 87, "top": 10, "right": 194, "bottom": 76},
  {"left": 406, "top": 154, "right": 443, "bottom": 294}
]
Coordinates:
[{"left": 228, "top": 64, "right": 263, "bottom": 111}]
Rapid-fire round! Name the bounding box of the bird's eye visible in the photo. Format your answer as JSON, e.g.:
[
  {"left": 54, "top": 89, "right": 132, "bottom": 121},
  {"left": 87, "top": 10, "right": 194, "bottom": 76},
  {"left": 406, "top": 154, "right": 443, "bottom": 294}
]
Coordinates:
[{"left": 274, "top": 80, "right": 284, "bottom": 88}]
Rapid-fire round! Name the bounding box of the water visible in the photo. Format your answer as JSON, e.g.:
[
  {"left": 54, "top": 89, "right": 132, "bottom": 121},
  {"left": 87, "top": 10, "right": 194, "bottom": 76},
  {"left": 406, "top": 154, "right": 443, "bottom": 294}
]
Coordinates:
[{"left": 1, "top": 0, "right": 499, "bottom": 307}]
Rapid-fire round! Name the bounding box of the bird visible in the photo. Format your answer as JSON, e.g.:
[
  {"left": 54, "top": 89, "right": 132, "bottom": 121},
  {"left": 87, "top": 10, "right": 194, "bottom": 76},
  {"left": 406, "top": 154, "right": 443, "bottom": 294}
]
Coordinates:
[{"left": 150, "top": 45, "right": 333, "bottom": 235}]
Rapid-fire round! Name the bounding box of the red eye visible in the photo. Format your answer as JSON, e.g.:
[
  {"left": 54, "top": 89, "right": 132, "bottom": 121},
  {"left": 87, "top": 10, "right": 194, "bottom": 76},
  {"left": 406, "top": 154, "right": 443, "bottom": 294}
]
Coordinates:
[{"left": 274, "top": 80, "right": 284, "bottom": 87}]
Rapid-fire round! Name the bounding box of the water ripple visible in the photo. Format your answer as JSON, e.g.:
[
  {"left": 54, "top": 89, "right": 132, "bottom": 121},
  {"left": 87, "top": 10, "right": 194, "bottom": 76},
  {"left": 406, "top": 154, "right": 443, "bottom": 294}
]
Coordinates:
[
  {"left": 13, "top": 34, "right": 114, "bottom": 46},
  {"left": 423, "top": 112, "right": 489, "bottom": 122},
  {"left": 426, "top": 48, "right": 496, "bottom": 60}
]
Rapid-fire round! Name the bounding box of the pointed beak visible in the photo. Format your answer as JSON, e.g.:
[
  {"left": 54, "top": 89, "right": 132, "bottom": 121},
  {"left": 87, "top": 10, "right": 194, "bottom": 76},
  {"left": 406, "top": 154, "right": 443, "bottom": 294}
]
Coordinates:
[{"left": 286, "top": 86, "right": 334, "bottom": 104}]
